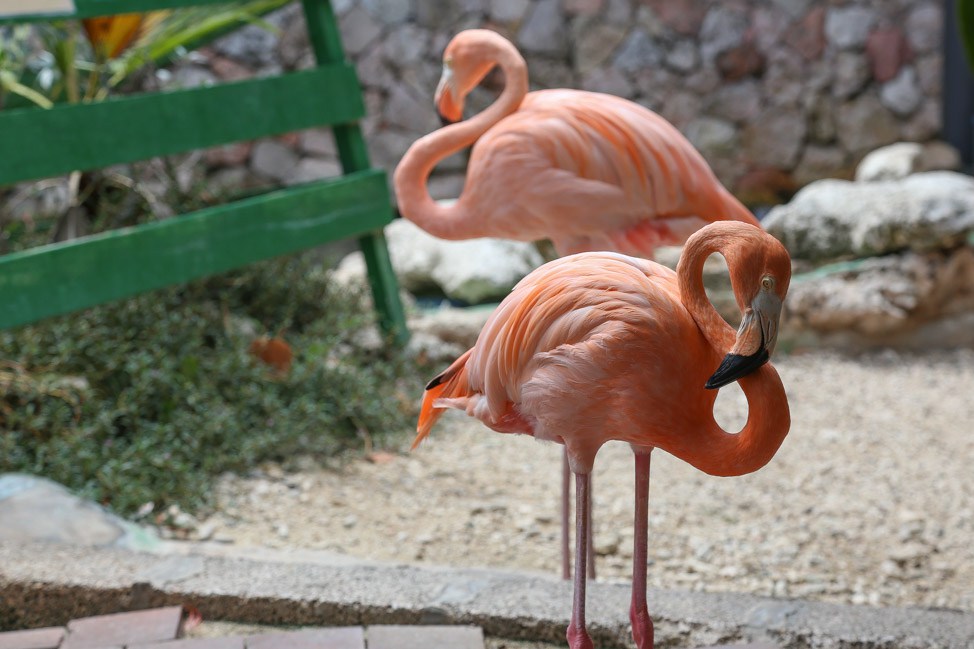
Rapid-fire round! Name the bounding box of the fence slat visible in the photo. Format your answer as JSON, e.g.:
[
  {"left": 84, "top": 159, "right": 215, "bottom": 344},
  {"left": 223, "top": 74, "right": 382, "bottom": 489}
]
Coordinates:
[
  {"left": 0, "top": 65, "right": 363, "bottom": 185},
  {"left": 0, "top": 169, "right": 391, "bottom": 329}
]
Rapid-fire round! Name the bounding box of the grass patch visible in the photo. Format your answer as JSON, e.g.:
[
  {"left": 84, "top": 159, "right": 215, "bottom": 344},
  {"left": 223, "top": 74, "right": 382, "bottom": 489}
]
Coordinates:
[{"left": 0, "top": 252, "right": 423, "bottom": 517}]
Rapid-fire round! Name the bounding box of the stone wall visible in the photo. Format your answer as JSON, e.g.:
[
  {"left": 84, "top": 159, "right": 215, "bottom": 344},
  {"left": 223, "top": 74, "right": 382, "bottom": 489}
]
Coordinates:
[{"left": 191, "top": 0, "right": 945, "bottom": 205}]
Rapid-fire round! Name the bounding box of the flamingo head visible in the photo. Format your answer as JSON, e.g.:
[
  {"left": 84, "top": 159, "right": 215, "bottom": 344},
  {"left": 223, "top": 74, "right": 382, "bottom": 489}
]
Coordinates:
[
  {"left": 706, "top": 229, "right": 792, "bottom": 390},
  {"left": 435, "top": 30, "right": 502, "bottom": 124}
]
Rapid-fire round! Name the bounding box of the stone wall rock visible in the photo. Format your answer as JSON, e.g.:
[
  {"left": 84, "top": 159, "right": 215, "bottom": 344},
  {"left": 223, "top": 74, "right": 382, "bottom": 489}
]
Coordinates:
[{"left": 153, "top": 0, "right": 945, "bottom": 206}]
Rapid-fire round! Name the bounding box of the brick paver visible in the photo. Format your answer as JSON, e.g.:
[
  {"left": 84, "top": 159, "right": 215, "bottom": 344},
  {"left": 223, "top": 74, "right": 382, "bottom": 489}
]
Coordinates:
[
  {"left": 129, "top": 638, "right": 244, "bottom": 649},
  {"left": 366, "top": 625, "right": 484, "bottom": 649},
  {"left": 0, "top": 606, "right": 498, "bottom": 649},
  {"left": 245, "top": 628, "right": 364, "bottom": 649},
  {"left": 0, "top": 627, "right": 65, "bottom": 649},
  {"left": 60, "top": 607, "right": 183, "bottom": 649}
]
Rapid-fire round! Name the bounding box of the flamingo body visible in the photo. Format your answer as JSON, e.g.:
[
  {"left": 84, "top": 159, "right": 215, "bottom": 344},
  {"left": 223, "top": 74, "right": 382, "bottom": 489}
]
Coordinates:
[{"left": 413, "top": 221, "right": 793, "bottom": 649}]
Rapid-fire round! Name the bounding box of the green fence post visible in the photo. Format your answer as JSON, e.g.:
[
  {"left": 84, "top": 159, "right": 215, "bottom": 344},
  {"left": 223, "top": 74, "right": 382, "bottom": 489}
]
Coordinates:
[{"left": 301, "top": 0, "right": 409, "bottom": 346}]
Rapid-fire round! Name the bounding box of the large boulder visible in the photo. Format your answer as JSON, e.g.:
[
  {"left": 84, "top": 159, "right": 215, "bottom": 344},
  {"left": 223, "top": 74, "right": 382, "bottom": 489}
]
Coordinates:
[
  {"left": 336, "top": 216, "right": 545, "bottom": 304},
  {"left": 763, "top": 171, "right": 974, "bottom": 261},
  {"left": 781, "top": 246, "right": 974, "bottom": 348}
]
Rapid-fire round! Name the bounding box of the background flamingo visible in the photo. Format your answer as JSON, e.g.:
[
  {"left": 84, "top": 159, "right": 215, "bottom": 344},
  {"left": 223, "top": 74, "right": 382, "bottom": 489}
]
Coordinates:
[
  {"left": 394, "top": 28, "right": 763, "bottom": 580},
  {"left": 393, "top": 29, "right": 759, "bottom": 258},
  {"left": 411, "top": 221, "right": 792, "bottom": 649}
]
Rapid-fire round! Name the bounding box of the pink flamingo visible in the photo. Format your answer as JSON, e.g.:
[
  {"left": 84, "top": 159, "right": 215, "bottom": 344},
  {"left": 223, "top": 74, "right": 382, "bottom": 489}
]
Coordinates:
[
  {"left": 394, "top": 29, "right": 762, "bottom": 579},
  {"left": 393, "top": 29, "right": 758, "bottom": 258},
  {"left": 411, "top": 221, "right": 792, "bottom": 649}
]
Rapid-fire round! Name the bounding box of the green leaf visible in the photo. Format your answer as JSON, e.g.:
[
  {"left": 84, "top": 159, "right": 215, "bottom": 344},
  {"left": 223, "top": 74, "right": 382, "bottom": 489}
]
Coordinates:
[{"left": 0, "top": 70, "right": 54, "bottom": 108}]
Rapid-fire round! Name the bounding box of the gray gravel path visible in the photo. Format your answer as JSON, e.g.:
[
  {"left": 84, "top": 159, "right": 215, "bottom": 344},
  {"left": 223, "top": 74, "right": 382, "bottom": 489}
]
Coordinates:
[{"left": 203, "top": 350, "right": 974, "bottom": 612}]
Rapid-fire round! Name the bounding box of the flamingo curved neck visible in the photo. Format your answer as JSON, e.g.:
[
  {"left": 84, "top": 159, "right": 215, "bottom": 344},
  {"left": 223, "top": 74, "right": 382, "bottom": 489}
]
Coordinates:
[
  {"left": 675, "top": 231, "right": 791, "bottom": 477},
  {"left": 393, "top": 39, "right": 528, "bottom": 240}
]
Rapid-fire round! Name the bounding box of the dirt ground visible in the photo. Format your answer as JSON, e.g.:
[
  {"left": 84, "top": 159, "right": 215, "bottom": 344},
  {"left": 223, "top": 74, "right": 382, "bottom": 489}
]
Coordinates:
[{"left": 198, "top": 349, "right": 974, "bottom": 613}]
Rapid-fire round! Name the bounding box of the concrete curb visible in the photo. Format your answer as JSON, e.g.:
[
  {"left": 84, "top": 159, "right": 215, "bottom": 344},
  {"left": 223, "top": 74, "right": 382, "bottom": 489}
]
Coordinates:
[{"left": 2, "top": 541, "right": 973, "bottom": 648}]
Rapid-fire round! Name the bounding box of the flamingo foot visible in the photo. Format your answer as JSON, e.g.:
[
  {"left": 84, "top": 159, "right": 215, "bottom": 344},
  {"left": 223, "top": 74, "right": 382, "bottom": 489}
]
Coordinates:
[
  {"left": 629, "top": 601, "right": 655, "bottom": 649},
  {"left": 566, "top": 623, "right": 595, "bottom": 649}
]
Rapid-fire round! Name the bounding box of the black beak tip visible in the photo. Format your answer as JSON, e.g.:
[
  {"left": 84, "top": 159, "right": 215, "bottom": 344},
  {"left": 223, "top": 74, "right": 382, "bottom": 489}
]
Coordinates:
[{"left": 705, "top": 349, "right": 770, "bottom": 390}]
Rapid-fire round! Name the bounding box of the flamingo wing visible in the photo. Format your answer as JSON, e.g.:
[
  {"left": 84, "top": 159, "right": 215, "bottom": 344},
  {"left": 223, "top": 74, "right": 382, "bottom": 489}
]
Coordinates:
[
  {"left": 415, "top": 252, "right": 708, "bottom": 470},
  {"left": 462, "top": 90, "right": 751, "bottom": 258}
]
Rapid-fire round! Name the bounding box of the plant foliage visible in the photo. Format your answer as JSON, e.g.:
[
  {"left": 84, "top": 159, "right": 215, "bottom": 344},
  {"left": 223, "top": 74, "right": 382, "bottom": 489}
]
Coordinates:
[{"left": 0, "top": 253, "right": 422, "bottom": 516}]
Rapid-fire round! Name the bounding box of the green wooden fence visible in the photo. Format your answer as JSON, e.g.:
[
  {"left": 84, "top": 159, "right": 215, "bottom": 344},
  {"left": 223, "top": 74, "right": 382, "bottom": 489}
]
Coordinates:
[{"left": 0, "top": 0, "right": 409, "bottom": 345}]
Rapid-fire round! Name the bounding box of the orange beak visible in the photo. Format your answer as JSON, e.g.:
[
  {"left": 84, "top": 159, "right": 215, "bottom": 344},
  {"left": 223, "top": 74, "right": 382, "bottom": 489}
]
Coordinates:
[{"left": 434, "top": 66, "right": 463, "bottom": 124}]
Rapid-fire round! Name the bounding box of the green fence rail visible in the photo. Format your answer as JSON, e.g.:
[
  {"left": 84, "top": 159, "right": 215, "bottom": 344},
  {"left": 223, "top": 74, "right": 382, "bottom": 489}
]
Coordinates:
[{"left": 0, "top": 0, "right": 408, "bottom": 344}]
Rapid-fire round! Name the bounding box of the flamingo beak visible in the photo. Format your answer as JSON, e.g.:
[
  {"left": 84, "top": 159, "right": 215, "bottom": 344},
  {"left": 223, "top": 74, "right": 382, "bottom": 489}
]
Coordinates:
[
  {"left": 434, "top": 65, "right": 462, "bottom": 125},
  {"left": 705, "top": 291, "right": 782, "bottom": 390}
]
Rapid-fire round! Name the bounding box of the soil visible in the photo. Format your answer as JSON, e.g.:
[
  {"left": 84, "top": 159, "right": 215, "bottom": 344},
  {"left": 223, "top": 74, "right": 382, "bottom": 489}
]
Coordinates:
[{"left": 197, "top": 349, "right": 974, "bottom": 613}]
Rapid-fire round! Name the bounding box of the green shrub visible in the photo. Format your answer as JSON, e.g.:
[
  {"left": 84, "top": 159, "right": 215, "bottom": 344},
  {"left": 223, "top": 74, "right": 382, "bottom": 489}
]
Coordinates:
[{"left": 0, "top": 252, "right": 422, "bottom": 516}]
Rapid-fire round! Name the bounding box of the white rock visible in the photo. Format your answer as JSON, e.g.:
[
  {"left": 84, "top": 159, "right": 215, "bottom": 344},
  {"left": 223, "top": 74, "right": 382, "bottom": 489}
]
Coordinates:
[
  {"left": 409, "top": 305, "right": 493, "bottom": 348},
  {"left": 683, "top": 117, "right": 738, "bottom": 155},
  {"left": 286, "top": 158, "right": 342, "bottom": 185},
  {"left": 764, "top": 171, "right": 974, "bottom": 260},
  {"left": 782, "top": 246, "right": 974, "bottom": 337},
  {"left": 406, "top": 331, "right": 467, "bottom": 365},
  {"left": 699, "top": 5, "right": 748, "bottom": 63},
  {"left": 855, "top": 142, "right": 923, "bottom": 182},
  {"left": 824, "top": 6, "right": 876, "bottom": 49},
  {"left": 337, "top": 215, "right": 544, "bottom": 304},
  {"left": 880, "top": 67, "right": 923, "bottom": 117}
]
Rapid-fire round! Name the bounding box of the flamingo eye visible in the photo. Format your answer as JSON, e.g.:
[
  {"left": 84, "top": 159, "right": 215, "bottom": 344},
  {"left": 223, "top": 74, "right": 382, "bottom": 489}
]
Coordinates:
[
  {"left": 761, "top": 276, "right": 774, "bottom": 290},
  {"left": 444, "top": 56, "right": 453, "bottom": 68}
]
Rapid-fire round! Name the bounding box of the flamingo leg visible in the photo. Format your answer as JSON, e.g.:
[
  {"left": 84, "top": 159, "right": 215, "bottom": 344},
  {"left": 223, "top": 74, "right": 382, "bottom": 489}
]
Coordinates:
[
  {"left": 566, "top": 471, "right": 595, "bottom": 649},
  {"left": 561, "top": 450, "right": 571, "bottom": 580},
  {"left": 630, "top": 450, "right": 654, "bottom": 649},
  {"left": 587, "top": 472, "right": 596, "bottom": 580},
  {"left": 562, "top": 448, "right": 596, "bottom": 581}
]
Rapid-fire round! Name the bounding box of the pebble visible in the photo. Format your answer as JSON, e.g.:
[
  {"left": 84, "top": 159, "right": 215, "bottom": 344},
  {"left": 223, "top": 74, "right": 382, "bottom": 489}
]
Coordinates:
[{"left": 595, "top": 534, "right": 620, "bottom": 556}]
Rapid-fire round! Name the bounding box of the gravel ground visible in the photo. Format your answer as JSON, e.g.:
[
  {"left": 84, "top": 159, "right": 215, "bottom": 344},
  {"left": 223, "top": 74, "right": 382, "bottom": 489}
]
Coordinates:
[{"left": 200, "top": 349, "right": 974, "bottom": 613}]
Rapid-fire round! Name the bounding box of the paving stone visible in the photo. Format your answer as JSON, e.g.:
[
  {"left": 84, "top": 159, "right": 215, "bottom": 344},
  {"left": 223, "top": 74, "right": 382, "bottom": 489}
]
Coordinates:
[
  {"left": 0, "top": 627, "right": 64, "bottom": 649},
  {"left": 130, "top": 637, "right": 244, "bottom": 649},
  {"left": 245, "top": 628, "right": 364, "bottom": 649},
  {"left": 61, "top": 607, "right": 183, "bottom": 649},
  {"left": 366, "top": 625, "right": 484, "bottom": 649},
  {"left": 0, "top": 474, "right": 124, "bottom": 548}
]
